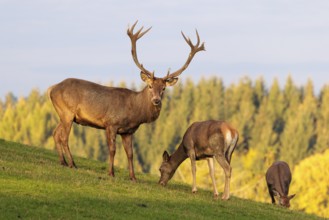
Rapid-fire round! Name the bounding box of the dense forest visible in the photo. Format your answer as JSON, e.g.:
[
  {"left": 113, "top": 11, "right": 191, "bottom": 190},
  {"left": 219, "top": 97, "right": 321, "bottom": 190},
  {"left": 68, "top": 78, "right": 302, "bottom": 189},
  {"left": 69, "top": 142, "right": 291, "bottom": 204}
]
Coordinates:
[{"left": 0, "top": 75, "right": 328, "bottom": 218}]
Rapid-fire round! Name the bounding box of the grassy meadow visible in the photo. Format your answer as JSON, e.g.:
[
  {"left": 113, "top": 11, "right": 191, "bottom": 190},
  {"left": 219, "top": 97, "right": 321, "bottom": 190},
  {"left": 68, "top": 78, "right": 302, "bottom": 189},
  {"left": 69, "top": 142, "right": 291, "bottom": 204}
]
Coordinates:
[{"left": 0, "top": 139, "right": 325, "bottom": 220}]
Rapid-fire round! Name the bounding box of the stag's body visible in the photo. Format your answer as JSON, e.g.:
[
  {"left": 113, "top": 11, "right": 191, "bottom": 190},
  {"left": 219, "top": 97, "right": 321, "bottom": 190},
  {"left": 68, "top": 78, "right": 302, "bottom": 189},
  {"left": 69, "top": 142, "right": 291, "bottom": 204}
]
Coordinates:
[
  {"left": 49, "top": 78, "right": 162, "bottom": 180},
  {"left": 159, "top": 120, "right": 238, "bottom": 200},
  {"left": 50, "top": 78, "right": 160, "bottom": 131},
  {"left": 49, "top": 21, "right": 205, "bottom": 181},
  {"left": 266, "top": 161, "right": 295, "bottom": 207}
]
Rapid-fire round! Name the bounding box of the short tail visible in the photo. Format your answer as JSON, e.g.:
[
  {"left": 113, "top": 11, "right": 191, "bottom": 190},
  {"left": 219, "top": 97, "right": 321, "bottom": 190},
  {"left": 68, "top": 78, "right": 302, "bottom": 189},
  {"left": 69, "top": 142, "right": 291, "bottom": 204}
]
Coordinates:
[{"left": 225, "top": 130, "right": 239, "bottom": 164}]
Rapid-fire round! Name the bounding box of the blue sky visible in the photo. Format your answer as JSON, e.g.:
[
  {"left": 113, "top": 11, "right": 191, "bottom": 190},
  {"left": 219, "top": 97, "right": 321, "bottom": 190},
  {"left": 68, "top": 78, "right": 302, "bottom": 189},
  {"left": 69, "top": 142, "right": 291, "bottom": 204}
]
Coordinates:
[{"left": 1, "top": 0, "right": 329, "bottom": 99}]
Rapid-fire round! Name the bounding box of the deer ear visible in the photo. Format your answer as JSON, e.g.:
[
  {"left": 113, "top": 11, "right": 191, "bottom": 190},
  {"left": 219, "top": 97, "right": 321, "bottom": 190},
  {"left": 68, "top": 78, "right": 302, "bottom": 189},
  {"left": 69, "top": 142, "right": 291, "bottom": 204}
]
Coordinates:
[
  {"left": 288, "top": 194, "right": 296, "bottom": 200},
  {"left": 272, "top": 190, "right": 281, "bottom": 197},
  {"left": 165, "top": 77, "right": 178, "bottom": 87},
  {"left": 163, "top": 151, "right": 170, "bottom": 162},
  {"left": 140, "top": 72, "right": 153, "bottom": 84}
]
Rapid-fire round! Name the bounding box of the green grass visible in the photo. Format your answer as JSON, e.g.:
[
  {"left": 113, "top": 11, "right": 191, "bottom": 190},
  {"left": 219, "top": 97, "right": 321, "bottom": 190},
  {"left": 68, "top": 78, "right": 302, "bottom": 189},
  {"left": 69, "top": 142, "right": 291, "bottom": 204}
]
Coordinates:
[{"left": 0, "top": 139, "right": 324, "bottom": 220}]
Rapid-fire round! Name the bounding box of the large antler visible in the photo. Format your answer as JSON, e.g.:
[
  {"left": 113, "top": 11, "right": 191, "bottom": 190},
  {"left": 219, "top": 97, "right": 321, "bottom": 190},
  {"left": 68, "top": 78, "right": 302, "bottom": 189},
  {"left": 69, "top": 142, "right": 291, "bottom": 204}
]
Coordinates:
[
  {"left": 163, "top": 30, "right": 205, "bottom": 80},
  {"left": 127, "top": 21, "right": 154, "bottom": 78}
]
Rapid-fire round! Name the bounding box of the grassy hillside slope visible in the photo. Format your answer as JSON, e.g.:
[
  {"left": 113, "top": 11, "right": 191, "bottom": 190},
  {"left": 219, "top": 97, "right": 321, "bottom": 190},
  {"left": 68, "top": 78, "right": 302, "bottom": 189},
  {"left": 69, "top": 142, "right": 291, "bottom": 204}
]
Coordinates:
[{"left": 0, "top": 139, "right": 324, "bottom": 220}]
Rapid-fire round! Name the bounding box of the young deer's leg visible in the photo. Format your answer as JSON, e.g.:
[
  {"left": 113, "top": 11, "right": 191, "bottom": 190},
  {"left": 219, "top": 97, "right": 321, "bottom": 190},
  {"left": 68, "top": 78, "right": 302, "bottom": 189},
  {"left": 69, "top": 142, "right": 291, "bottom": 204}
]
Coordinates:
[
  {"left": 121, "top": 134, "right": 136, "bottom": 181},
  {"left": 106, "top": 126, "right": 117, "bottom": 177},
  {"left": 190, "top": 153, "right": 197, "bottom": 193},
  {"left": 207, "top": 157, "right": 219, "bottom": 198},
  {"left": 268, "top": 185, "right": 276, "bottom": 204},
  {"left": 215, "top": 155, "right": 232, "bottom": 200},
  {"left": 53, "top": 122, "right": 68, "bottom": 166},
  {"left": 60, "top": 119, "right": 76, "bottom": 168}
]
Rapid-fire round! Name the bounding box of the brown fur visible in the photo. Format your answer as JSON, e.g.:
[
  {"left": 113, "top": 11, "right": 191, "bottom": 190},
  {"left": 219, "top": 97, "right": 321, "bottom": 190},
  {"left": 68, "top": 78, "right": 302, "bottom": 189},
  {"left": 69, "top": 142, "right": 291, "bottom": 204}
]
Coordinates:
[
  {"left": 266, "top": 161, "right": 296, "bottom": 207},
  {"left": 158, "top": 120, "right": 238, "bottom": 200}
]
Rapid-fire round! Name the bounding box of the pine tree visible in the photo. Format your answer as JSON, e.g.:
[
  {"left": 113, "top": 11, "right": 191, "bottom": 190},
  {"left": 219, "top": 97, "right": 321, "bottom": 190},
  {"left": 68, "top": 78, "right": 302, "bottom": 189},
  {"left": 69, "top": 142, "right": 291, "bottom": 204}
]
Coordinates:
[
  {"left": 316, "top": 85, "right": 329, "bottom": 153},
  {"left": 228, "top": 77, "right": 257, "bottom": 151},
  {"left": 280, "top": 79, "right": 317, "bottom": 165}
]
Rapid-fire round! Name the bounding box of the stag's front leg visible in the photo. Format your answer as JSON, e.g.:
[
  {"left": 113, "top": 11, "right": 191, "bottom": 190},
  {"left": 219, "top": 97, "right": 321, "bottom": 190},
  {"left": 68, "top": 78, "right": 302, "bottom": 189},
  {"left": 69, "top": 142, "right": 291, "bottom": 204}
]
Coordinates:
[
  {"left": 121, "top": 134, "right": 136, "bottom": 182},
  {"left": 207, "top": 157, "right": 219, "bottom": 198},
  {"left": 106, "top": 127, "right": 117, "bottom": 177}
]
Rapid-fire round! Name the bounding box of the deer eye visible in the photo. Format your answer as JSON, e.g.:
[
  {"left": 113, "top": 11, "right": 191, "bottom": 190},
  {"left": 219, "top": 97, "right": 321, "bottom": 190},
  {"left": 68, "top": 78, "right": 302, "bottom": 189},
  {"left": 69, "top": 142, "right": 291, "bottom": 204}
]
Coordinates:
[
  {"left": 162, "top": 87, "right": 166, "bottom": 91},
  {"left": 148, "top": 85, "right": 153, "bottom": 89}
]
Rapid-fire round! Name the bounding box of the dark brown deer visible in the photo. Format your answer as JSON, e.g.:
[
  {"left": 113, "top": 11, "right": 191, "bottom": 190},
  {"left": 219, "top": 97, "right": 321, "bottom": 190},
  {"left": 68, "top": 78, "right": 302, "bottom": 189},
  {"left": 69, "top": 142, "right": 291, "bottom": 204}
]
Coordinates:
[
  {"left": 265, "top": 161, "right": 296, "bottom": 208},
  {"left": 48, "top": 21, "right": 205, "bottom": 181},
  {"left": 158, "top": 120, "right": 238, "bottom": 200}
]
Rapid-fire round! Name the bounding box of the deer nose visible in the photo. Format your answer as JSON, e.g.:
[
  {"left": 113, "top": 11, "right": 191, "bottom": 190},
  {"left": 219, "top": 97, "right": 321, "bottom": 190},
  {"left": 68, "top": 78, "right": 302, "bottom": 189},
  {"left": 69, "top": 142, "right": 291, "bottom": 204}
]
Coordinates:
[{"left": 152, "top": 98, "right": 161, "bottom": 106}]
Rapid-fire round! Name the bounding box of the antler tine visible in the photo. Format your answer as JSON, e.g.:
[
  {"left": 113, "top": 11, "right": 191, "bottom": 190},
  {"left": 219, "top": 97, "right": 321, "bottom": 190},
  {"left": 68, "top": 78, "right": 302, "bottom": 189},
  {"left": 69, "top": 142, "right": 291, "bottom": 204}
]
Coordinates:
[
  {"left": 195, "top": 30, "right": 205, "bottom": 52},
  {"left": 127, "top": 21, "right": 153, "bottom": 78},
  {"left": 181, "top": 31, "right": 193, "bottom": 47},
  {"left": 195, "top": 29, "right": 200, "bottom": 47},
  {"left": 167, "top": 68, "right": 171, "bottom": 75},
  {"left": 164, "top": 30, "right": 205, "bottom": 80},
  {"left": 136, "top": 26, "right": 152, "bottom": 39}
]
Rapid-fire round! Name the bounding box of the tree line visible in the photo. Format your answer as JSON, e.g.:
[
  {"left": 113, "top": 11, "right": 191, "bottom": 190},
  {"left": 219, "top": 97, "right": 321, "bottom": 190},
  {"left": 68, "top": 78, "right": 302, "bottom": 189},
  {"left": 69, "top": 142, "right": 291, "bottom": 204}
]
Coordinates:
[{"left": 0, "top": 75, "right": 328, "bottom": 217}]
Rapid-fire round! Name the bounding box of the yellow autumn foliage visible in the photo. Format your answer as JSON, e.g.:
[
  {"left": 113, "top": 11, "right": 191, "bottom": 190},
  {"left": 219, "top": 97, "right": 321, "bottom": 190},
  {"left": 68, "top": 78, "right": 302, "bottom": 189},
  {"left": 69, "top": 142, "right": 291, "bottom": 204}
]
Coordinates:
[{"left": 291, "top": 149, "right": 329, "bottom": 218}]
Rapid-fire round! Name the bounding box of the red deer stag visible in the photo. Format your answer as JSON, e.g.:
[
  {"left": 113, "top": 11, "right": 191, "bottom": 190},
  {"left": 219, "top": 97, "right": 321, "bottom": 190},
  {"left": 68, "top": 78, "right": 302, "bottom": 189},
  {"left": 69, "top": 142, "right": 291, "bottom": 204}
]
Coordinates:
[
  {"left": 158, "top": 120, "right": 238, "bottom": 200},
  {"left": 266, "top": 161, "right": 296, "bottom": 208},
  {"left": 48, "top": 21, "right": 205, "bottom": 181}
]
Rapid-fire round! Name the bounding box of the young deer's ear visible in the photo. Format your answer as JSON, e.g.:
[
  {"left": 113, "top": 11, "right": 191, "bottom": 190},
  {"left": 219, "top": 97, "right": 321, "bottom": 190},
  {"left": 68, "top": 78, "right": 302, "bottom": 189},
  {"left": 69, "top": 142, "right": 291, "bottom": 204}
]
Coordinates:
[
  {"left": 165, "top": 77, "right": 178, "bottom": 87},
  {"left": 162, "top": 151, "right": 170, "bottom": 162},
  {"left": 288, "top": 194, "right": 296, "bottom": 200},
  {"left": 140, "top": 72, "right": 153, "bottom": 84},
  {"left": 272, "top": 190, "right": 281, "bottom": 198}
]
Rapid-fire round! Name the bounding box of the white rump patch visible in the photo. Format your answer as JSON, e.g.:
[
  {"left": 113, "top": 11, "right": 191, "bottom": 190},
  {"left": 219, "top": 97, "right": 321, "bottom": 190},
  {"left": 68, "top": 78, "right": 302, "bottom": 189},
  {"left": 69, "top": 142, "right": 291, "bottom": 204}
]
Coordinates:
[{"left": 225, "top": 131, "right": 232, "bottom": 151}]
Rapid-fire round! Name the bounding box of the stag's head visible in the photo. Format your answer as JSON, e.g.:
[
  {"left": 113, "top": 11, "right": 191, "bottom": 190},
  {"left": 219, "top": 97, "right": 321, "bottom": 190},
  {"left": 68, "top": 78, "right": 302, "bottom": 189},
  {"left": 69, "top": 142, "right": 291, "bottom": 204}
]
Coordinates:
[
  {"left": 127, "top": 21, "right": 205, "bottom": 106},
  {"left": 273, "top": 190, "right": 296, "bottom": 208},
  {"left": 158, "top": 151, "right": 175, "bottom": 186}
]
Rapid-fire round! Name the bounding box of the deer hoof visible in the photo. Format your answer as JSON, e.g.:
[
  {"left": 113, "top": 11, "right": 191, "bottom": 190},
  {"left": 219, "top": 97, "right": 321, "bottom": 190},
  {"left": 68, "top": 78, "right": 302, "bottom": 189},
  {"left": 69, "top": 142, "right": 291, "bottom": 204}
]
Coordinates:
[
  {"left": 60, "top": 161, "right": 68, "bottom": 167},
  {"left": 192, "top": 189, "right": 198, "bottom": 194},
  {"left": 221, "top": 195, "right": 230, "bottom": 200},
  {"left": 69, "top": 163, "right": 78, "bottom": 169},
  {"left": 214, "top": 193, "right": 219, "bottom": 200}
]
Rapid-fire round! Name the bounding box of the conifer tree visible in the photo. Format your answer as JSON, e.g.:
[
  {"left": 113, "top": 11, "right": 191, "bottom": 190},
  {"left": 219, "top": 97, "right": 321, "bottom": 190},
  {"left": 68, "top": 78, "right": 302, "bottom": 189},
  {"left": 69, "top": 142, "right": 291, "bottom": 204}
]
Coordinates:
[
  {"left": 316, "top": 85, "right": 329, "bottom": 153},
  {"left": 228, "top": 77, "right": 257, "bottom": 151},
  {"left": 280, "top": 79, "right": 317, "bottom": 165}
]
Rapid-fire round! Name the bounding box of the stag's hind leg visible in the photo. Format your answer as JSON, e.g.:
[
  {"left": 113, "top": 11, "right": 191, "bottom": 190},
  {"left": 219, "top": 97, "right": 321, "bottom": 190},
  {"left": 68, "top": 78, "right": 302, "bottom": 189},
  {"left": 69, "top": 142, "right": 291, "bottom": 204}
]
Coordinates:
[
  {"left": 62, "top": 120, "right": 76, "bottom": 168},
  {"left": 53, "top": 119, "right": 76, "bottom": 168},
  {"left": 215, "top": 154, "right": 232, "bottom": 200},
  {"left": 53, "top": 123, "right": 68, "bottom": 166}
]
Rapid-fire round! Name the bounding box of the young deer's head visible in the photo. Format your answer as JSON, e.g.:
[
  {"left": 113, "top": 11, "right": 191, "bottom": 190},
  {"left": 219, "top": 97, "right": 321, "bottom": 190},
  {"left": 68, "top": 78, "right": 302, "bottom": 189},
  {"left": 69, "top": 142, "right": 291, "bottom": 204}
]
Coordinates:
[
  {"left": 127, "top": 21, "right": 205, "bottom": 106},
  {"left": 273, "top": 190, "right": 296, "bottom": 208},
  {"left": 158, "top": 151, "right": 175, "bottom": 186}
]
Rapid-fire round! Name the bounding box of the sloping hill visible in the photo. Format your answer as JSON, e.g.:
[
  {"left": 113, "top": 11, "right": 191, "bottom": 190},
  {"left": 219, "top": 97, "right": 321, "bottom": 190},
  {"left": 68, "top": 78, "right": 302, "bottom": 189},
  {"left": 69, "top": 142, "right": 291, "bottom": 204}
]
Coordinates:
[{"left": 0, "top": 139, "right": 324, "bottom": 220}]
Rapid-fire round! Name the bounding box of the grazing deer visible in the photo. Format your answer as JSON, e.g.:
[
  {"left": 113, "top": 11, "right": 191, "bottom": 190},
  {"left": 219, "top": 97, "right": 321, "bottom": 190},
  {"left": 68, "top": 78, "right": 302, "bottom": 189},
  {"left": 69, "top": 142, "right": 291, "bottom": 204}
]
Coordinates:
[
  {"left": 48, "top": 21, "right": 205, "bottom": 181},
  {"left": 158, "top": 120, "right": 238, "bottom": 200},
  {"left": 265, "top": 161, "right": 296, "bottom": 208}
]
